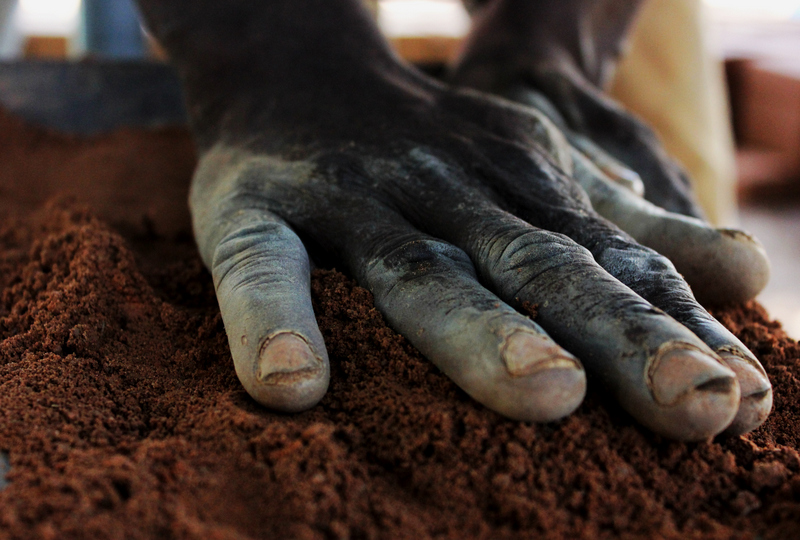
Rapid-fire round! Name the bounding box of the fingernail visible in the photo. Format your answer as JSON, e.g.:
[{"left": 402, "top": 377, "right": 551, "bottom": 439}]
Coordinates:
[
  {"left": 258, "top": 333, "right": 322, "bottom": 385},
  {"left": 609, "top": 167, "right": 645, "bottom": 196},
  {"left": 719, "top": 354, "right": 770, "bottom": 398},
  {"left": 502, "top": 330, "right": 580, "bottom": 377},
  {"left": 649, "top": 346, "right": 737, "bottom": 406},
  {"left": 720, "top": 354, "right": 773, "bottom": 435},
  {"left": 717, "top": 228, "right": 759, "bottom": 245}
]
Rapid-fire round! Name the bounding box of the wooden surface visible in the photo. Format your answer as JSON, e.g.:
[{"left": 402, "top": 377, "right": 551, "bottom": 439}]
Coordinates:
[
  {"left": 390, "top": 37, "right": 462, "bottom": 64},
  {"left": 23, "top": 37, "right": 68, "bottom": 59}
]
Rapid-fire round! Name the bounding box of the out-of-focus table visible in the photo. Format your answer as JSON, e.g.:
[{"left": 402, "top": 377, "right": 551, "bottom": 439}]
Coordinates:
[{"left": 717, "top": 20, "right": 800, "bottom": 193}]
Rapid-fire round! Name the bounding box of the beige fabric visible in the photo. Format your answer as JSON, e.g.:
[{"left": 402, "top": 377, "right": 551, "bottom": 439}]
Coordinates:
[{"left": 609, "top": 0, "right": 738, "bottom": 226}]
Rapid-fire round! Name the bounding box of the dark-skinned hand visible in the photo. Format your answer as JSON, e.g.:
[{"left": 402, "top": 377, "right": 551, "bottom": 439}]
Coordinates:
[{"left": 135, "top": 0, "right": 772, "bottom": 441}]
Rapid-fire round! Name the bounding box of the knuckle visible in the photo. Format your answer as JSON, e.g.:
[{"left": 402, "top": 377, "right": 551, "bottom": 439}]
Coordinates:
[
  {"left": 212, "top": 222, "right": 306, "bottom": 292},
  {"left": 600, "top": 243, "right": 678, "bottom": 278},
  {"left": 377, "top": 237, "right": 472, "bottom": 276},
  {"left": 479, "top": 228, "right": 595, "bottom": 297},
  {"left": 360, "top": 237, "right": 475, "bottom": 302},
  {"left": 362, "top": 236, "right": 476, "bottom": 305},
  {"left": 598, "top": 242, "right": 696, "bottom": 307},
  {"left": 489, "top": 229, "right": 592, "bottom": 271}
]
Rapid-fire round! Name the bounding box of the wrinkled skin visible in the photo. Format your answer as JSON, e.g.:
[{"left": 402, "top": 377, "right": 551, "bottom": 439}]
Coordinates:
[
  {"left": 452, "top": 0, "right": 702, "bottom": 217},
  {"left": 135, "top": 0, "right": 772, "bottom": 440}
]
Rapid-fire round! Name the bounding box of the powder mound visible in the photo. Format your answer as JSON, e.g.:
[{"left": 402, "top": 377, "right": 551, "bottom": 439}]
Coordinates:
[
  {"left": 0, "top": 202, "right": 798, "bottom": 540},
  {"left": 1, "top": 109, "right": 800, "bottom": 539}
]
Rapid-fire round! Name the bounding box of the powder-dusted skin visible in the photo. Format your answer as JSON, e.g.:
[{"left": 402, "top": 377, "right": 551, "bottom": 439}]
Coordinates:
[{"left": 0, "top": 110, "right": 799, "bottom": 539}]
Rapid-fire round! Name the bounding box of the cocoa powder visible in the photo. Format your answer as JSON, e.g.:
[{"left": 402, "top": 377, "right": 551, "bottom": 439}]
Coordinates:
[{"left": 0, "top": 109, "right": 799, "bottom": 540}]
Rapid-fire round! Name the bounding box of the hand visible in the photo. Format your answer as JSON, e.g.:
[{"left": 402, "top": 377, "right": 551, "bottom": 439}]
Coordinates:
[
  {"left": 137, "top": 0, "right": 771, "bottom": 441},
  {"left": 444, "top": 0, "right": 773, "bottom": 436}
]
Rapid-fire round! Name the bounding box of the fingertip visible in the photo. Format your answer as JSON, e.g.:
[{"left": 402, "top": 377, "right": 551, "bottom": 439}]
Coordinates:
[
  {"left": 626, "top": 217, "right": 771, "bottom": 306},
  {"left": 664, "top": 374, "right": 740, "bottom": 441},
  {"left": 724, "top": 388, "right": 773, "bottom": 436},
  {"left": 648, "top": 347, "right": 736, "bottom": 406},
  {"left": 703, "top": 228, "right": 770, "bottom": 304},
  {"left": 494, "top": 330, "right": 587, "bottom": 422},
  {"left": 719, "top": 353, "right": 773, "bottom": 436},
  {"left": 239, "top": 332, "right": 330, "bottom": 413},
  {"left": 508, "top": 361, "right": 587, "bottom": 423},
  {"left": 663, "top": 224, "right": 770, "bottom": 306},
  {"left": 643, "top": 346, "right": 741, "bottom": 441}
]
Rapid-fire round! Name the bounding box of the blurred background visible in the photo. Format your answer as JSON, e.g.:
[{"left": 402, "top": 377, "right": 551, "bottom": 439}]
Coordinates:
[{"left": 0, "top": 0, "right": 797, "bottom": 336}]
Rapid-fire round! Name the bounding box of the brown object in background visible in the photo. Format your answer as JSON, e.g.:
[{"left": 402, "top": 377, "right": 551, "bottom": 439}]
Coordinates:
[
  {"left": 391, "top": 37, "right": 461, "bottom": 64},
  {"left": 726, "top": 59, "right": 800, "bottom": 196},
  {"left": 1, "top": 108, "right": 800, "bottom": 539},
  {"left": 23, "top": 36, "right": 68, "bottom": 59}
]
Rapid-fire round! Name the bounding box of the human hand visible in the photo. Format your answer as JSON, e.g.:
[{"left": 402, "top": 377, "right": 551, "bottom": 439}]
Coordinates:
[
  {"left": 190, "top": 76, "right": 771, "bottom": 442},
  {"left": 444, "top": 0, "right": 772, "bottom": 437},
  {"left": 137, "top": 0, "right": 771, "bottom": 442}
]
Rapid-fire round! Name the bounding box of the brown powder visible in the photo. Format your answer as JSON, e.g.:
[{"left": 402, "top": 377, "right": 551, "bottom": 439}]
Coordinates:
[
  {"left": 521, "top": 301, "right": 539, "bottom": 320},
  {"left": 1, "top": 108, "right": 799, "bottom": 540}
]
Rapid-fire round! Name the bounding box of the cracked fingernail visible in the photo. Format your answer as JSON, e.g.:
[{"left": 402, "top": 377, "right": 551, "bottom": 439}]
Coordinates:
[
  {"left": 720, "top": 353, "right": 773, "bottom": 435},
  {"left": 719, "top": 354, "right": 770, "bottom": 398},
  {"left": 649, "top": 347, "right": 737, "bottom": 406},
  {"left": 258, "top": 333, "right": 322, "bottom": 385},
  {"left": 502, "top": 330, "right": 581, "bottom": 377}
]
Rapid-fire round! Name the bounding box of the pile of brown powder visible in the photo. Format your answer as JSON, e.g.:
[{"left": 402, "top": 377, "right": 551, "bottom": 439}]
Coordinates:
[{"left": 0, "top": 108, "right": 799, "bottom": 540}]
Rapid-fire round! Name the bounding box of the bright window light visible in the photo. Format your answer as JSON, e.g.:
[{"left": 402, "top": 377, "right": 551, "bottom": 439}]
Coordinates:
[
  {"left": 378, "top": 0, "right": 471, "bottom": 37},
  {"left": 703, "top": 0, "right": 800, "bottom": 20},
  {"left": 17, "top": 0, "right": 82, "bottom": 35}
]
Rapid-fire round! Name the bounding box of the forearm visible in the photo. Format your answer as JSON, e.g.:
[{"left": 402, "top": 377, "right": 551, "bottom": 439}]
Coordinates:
[{"left": 135, "top": 0, "right": 410, "bottom": 148}]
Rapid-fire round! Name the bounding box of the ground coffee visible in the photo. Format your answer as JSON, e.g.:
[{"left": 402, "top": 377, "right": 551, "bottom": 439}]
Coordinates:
[{"left": 0, "top": 109, "right": 798, "bottom": 540}]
